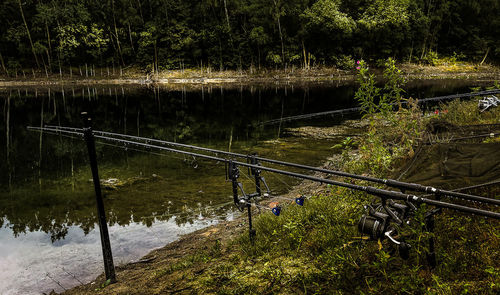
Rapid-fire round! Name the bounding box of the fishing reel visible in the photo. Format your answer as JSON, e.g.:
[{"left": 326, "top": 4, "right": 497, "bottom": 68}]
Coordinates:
[
  {"left": 358, "top": 199, "right": 413, "bottom": 259},
  {"left": 227, "top": 158, "right": 274, "bottom": 241}
]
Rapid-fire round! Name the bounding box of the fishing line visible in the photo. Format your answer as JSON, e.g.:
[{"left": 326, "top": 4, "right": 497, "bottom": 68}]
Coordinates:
[
  {"left": 266, "top": 169, "right": 294, "bottom": 190},
  {"left": 139, "top": 201, "right": 234, "bottom": 221},
  {"left": 28, "top": 126, "right": 500, "bottom": 218},
  {"left": 30, "top": 129, "right": 207, "bottom": 170},
  {"left": 61, "top": 267, "right": 85, "bottom": 286},
  {"left": 96, "top": 140, "right": 203, "bottom": 166},
  {"left": 426, "top": 132, "right": 500, "bottom": 144},
  {"left": 256, "top": 89, "right": 500, "bottom": 126},
  {"left": 39, "top": 125, "right": 495, "bottom": 205},
  {"left": 421, "top": 179, "right": 500, "bottom": 198},
  {"left": 35, "top": 126, "right": 500, "bottom": 213}
]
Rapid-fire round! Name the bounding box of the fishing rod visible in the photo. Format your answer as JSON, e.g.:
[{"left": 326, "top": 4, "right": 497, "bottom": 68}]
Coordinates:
[
  {"left": 421, "top": 179, "right": 500, "bottom": 198},
  {"left": 257, "top": 106, "right": 361, "bottom": 126},
  {"left": 28, "top": 126, "right": 500, "bottom": 220},
  {"left": 426, "top": 132, "right": 499, "bottom": 144},
  {"left": 39, "top": 125, "right": 500, "bottom": 206},
  {"left": 30, "top": 123, "right": 500, "bottom": 266},
  {"left": 256, "top": 89, "right": 500, "bottom": 126},
  {"left": 418, "top": 89, "right": 500, "bottom": 103}
]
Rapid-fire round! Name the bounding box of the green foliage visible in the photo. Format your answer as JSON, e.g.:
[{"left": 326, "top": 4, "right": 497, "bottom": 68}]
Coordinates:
[
  {"left": 382, "top": 58, "right": 406, "bottom": 105},
  {"left": 422, "top": 50, "right": 439, "bottom": 66},
  {"left": 266, "top": 52, "right": 282, "bottom": 66},
  {"left": 332, "top": 54, "right": 355, "bottom": 70},
  {"left": 249, "top": 26, "right": 270, "bottom": 47},
  {"left": 355, "top": 58, "right": 406, "bottom": 117},
  {"left": 303, "top": 0, "right": 356, "bottom": 35},
  {"left": 439, "top": 98, "right": 500, "bottom": 125},
  {"left": 359, "top": 0, "right": 411, "bottom": 29},
  {"left": 0, "top": 0, "right": 499, "bottom": 71},
  {"left": 354, "top": 60, "right": 380, "bottom": 115},
  {"left": 94, "top": 279, "right": 111, "bottom": 291}
]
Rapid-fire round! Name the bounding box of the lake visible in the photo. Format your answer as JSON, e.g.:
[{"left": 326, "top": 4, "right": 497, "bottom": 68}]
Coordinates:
[{"left": 0, "top": 79, "right": 492, "bottom": 294}]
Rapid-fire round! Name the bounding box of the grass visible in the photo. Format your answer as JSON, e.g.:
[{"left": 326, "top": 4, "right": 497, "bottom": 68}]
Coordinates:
[
  {"left": 60, "top": 90, "right": 500, "bottom": 295},
  {"left": 157, "top": 95, "right": 500, "bottom": 294}
]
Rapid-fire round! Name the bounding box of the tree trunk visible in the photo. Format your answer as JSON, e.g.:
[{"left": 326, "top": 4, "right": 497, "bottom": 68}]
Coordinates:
[
  {"left": 111, "top": 0, "right": 125, "bottom": 66},
  {"left": 18, "top": 0, "right": 40, "bottom": 68},
  {"left": 257, "top": 46, "right": 261, "bottom": 70},
  {"left": 273, "top": 0, "right": 285, "bottom": 69},
  {"left": 219, "top": 38, "right": 223, "bottom": 71},
  {"left": 45, "top": 23, "right": 52, "bottom": 70},
  {"left": 45, "top": 48, "right": 52, "bottom": 72},
  {"left": 480, "top": 47, "right": 489, "bottom": 65},
  {"left": 128, "top": 22, "right": 135, "bottom": 54},
  {"left": 302, "top": 40, "right": 307, "bottom": 70},
  {"left": 223, "top": 0, "right": 230, "bottom": 31},
  {"left": 136, "top": 0, "right": 144, "bottom": 23},
  {"left": 408, "top": 40, "right": 413, "bottom": 63},
  {"left": 0, "top": 51, "right": 8, "bottom": 76}
]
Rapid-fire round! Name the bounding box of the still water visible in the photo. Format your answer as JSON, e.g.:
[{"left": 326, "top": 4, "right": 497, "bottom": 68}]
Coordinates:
[{"left": 0, "top": 79, "right": 491, "bottom": 294}]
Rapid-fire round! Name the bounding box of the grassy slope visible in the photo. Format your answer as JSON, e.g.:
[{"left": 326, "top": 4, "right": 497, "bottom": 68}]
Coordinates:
[
  {"left": 185, "top": 99, "right": 500, "bottom": 295},
  {"left": 63, "top": 99, "right": 500, "bottom": 295}
]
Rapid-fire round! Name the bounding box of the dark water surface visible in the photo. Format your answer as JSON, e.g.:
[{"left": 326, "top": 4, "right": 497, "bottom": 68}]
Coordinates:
[{"left": 0, "top": 79, "right": 491, "bottom": 294}]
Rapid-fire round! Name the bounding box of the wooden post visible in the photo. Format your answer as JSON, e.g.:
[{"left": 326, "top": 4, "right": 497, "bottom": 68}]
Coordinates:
[{"left": 81, "top": 112, "right": 117, "bottom": 283}]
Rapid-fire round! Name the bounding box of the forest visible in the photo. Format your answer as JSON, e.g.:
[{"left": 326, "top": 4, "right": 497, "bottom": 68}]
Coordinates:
[{"left": 0, "top": 0, "right": 499, "bottom": 75}]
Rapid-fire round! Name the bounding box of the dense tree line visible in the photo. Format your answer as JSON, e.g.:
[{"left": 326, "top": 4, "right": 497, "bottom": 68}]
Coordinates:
[{"left": 0, "top": 0, "right": 499, "bottom": 75}]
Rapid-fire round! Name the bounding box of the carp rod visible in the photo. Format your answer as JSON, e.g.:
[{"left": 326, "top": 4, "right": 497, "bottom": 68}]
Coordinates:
[
  {"left": 28, "top": 126, "right": 500, "bottom": 220},
  {"left": 257, "top": 89, "right": 500, "bottom": 126},
  {"left": 38, "top": 125, "right": 500, "bottom": 206}
]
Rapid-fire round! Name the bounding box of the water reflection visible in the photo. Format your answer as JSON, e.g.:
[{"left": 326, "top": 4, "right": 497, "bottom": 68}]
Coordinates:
[
  {"left": 0, "top": 80, "right": 489, "bottom": 236},
  {"left": 0, "top": 216, "right": 219, "bottom": 295},
  {"left": 0, "top": 80, "right": 490, "bottom": 294},
  {"left": 1, "top": 84, "right": 356, "bottom": 239}
]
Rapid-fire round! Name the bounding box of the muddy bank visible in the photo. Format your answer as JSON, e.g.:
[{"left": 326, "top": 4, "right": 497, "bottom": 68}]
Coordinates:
[
  {"left": 57, "top": 122, "right": 358, "bottom": 295},
  {"left": 60, "top": 170, "right": 332, "bottom": 295}
]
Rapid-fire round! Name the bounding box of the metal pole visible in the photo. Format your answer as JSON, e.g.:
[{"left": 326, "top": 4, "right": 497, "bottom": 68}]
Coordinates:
[
  {"left": 247, "top": 204, "right": 256, "bottom": 242},
  {"left": 250, "top": 154, "right": 261, "bottom": 196},
  {"left": 81, "top": 112, "right": 116, "bottom": 283},
  {"left": 425, "top": 214, "right": 437, "bottom": 268}
]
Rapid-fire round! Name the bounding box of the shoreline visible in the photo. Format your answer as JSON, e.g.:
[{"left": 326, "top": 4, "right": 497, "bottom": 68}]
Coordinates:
[
  {"left": 1, "top": 64, "right": 499, "bottom": 88},
  {"left": 58, "top": 123, "right": 362, "bottom": 295},
  {"left": 61, "top": 164, "right": 336, "bottom": 295},
  {"left": 19, "top": 70, "right": 498, "bottom": 294},
  {"left": 52, "top": 105, "right": 500, "bottom": 294}
]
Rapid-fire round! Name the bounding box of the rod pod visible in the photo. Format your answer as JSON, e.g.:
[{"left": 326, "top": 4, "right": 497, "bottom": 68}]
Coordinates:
[
  {"left": 228, "top": 161, "right": 256, "bottom": 241},
  {"left": 248, "top": 154, "right": 271, "bottom": 199}
]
